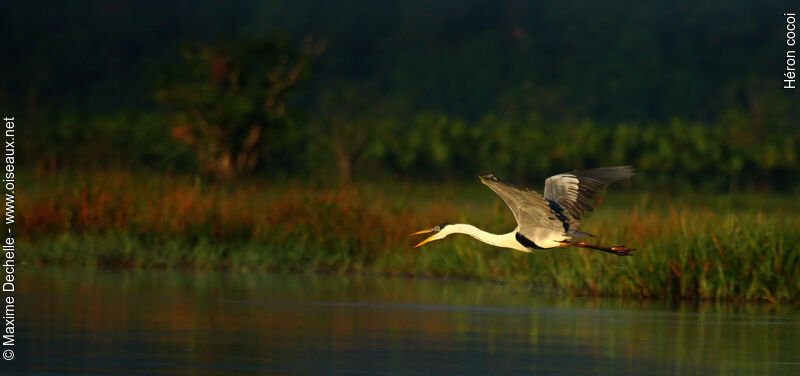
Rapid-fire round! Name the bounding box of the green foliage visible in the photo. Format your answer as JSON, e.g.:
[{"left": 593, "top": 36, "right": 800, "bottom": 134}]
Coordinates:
[
  {"left": 26, "top": 100, "right": 800, "bottom": 192},
  {"left": 314, "top": 111, "right": 800, "bottom": 191},
  {"left": 28, "top": 110, "right": 191, "bottom": 173}
]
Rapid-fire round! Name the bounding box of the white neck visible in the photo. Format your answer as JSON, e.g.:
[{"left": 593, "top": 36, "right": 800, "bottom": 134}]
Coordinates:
[{"left": 444, "top": 224, "right": 528, "bottom": 252}]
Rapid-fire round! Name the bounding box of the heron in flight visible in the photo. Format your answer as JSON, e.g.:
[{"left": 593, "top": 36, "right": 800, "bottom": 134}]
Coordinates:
[{"left": 412, "top": 166, "right": 636, "bottom": 256}]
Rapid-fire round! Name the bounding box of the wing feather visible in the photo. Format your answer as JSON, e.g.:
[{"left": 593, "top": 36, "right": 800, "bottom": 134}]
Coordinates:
[
  {"left": 479, "top": 174, "right": 563, "bottom": 238},
  {"left": 543, "top": 166, "right": 635, "bottom": 229}
]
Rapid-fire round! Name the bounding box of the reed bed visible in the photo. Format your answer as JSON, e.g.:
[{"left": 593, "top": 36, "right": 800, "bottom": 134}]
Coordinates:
[{"left": 20, "top": 171, "right": 800, "bottom": 302}]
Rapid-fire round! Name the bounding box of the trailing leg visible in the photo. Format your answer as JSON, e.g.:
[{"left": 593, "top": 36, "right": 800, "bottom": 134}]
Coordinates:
[{"left": 559, "top": 242, "right": 635, "bottom": 256}]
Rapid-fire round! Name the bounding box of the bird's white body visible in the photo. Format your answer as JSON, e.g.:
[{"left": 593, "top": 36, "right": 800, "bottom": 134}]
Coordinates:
[
  {"left": 428, "top": 224, "right": 566, "bottom": 252},
  {"left": 525, "top": 228, "right": 568, "bottom": 249}
]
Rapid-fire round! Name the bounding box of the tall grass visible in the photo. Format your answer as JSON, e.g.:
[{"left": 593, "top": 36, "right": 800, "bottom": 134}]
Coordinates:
[{"left": 20, "top": 171, "right": 800, "bottom": 302}]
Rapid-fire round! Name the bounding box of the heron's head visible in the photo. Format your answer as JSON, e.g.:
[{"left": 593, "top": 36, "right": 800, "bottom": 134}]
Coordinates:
[{"left": 411, "top": 222, "right": 453, "bottom": 248}]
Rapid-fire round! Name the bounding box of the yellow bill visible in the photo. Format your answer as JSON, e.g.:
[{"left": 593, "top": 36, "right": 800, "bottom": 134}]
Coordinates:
[{"left": 410, "top": 228, "right": 436, "bottom": 248}]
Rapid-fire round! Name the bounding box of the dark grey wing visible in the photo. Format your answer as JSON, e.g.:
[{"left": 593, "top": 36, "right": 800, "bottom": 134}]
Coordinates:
[
  {"left": 543, "top": 166, "right": 635, "bottom": 229},
  {"left": 479, "top": 174, "right": 564, "bottom": 237}
]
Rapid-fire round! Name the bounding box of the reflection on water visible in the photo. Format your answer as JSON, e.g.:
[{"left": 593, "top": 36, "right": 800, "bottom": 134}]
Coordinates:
[{"left": 8, "top": 267, "right": 800, "bottom": 375}]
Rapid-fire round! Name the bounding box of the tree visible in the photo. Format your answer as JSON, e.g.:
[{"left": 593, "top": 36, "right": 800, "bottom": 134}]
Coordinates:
[{"left": 155, "top": 37, "right": 319, "bottom": 180}]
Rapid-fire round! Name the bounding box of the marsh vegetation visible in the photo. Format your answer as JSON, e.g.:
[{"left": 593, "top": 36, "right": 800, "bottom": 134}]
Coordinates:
[{"left": 22, "top": 172, "right": 800, "bottom": 303}]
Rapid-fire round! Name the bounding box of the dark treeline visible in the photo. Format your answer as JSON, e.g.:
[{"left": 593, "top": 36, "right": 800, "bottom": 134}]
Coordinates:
[
  {"left": 29, "top": 110, "right": 800, "bottom": 191},
  {"left": 4, "top": 1, "right": 799, "bottom": 190}
]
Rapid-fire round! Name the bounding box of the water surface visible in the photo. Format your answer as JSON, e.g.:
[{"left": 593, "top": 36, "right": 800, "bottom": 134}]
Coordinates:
[{"left": 7, "top": 267, "right": 800, "bottom": 375}]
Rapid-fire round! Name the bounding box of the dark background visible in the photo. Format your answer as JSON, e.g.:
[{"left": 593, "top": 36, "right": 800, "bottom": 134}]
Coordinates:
[{"left": 3, "top": 0, "right": 798, "bottom": 190}]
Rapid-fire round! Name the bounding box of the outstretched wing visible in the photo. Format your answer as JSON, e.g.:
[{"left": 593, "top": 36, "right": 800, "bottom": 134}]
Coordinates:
[
  {"left": 543, "top": 166, "right": 635, "bottom": 229},
  {"left": 479, "top": 174, "right": 564, "bottom": 238}
]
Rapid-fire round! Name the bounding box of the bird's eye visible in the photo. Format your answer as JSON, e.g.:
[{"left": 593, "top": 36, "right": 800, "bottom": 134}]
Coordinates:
[{"left": 433, "top": 226, "right": 440, "bottom": 231}]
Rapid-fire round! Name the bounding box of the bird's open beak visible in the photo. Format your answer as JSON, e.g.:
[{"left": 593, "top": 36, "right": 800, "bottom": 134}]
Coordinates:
[
  {"left": 410, "top": 229, "right": 433, "bottom": 236},
  {"left": 410, "top": 229, "right": 436, "bottom": 248}
]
